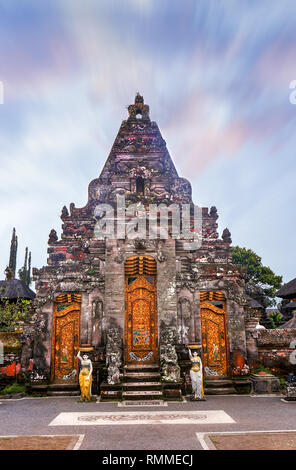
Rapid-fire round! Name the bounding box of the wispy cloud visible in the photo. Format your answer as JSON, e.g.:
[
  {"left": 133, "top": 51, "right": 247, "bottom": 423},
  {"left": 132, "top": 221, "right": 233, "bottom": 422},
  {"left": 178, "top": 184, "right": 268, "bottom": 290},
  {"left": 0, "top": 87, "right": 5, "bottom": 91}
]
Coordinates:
[{"left": 0, "top": 0, "right": 296, "bottom": 282}]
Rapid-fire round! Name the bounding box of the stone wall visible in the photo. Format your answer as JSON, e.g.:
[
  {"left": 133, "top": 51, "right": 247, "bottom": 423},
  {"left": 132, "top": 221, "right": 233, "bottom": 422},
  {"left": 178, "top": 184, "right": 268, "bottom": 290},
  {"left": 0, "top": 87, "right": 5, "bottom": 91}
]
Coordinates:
[{"left": 257, "top": 328, "right": 296, "bottom": 373}]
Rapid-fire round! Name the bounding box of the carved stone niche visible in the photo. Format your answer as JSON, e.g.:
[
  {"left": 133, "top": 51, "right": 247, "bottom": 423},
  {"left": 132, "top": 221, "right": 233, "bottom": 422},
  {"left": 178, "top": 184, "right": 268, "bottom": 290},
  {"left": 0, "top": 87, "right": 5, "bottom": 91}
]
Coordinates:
[
  {"left": 134, "top": 238, "right": 147, "bottom": 251},
  {"left": 91, "top": 298, "right": 104, "bottom": 346},
  {"left": 177, "top": 297, "right": 190, "bottom": 342},
  {"left": 106, "top": 328, "right": 122, "bottom": 385}
]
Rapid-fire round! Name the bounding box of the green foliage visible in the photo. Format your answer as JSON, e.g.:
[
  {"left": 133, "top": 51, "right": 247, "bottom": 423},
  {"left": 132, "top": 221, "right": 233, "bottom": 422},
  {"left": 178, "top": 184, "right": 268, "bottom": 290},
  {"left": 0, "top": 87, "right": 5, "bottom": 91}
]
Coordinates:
[
  {"left": 0, "top": 298, "right": 32, "bottom": 332},
  {"left": 268, "top": 311, "right": 283, "bottom": 329},
  {"left": 279, "top": 377, "right": 287, "bottom": 389},
  {"left": 0, "top": 382, "right": 26, "bottom": 395},
  {"left": 231, "top": 246, "right": 282, "bottom": 307},
  {"left": 254, "top": 365, "right": 272, "bottom": 374}
]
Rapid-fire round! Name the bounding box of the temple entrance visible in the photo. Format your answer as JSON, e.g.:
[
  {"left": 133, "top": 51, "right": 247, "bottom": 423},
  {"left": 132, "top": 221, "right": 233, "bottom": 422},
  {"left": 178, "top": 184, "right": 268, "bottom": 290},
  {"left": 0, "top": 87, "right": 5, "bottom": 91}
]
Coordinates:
[
  {"left": 124, "top": 256, "right": 157, "bottom": 363},
  {"left": 200, "top": 291, "right": 229, "bottom": 377},
  {"left": 51, "top": 293, "right": 81, "bottom": 383}
]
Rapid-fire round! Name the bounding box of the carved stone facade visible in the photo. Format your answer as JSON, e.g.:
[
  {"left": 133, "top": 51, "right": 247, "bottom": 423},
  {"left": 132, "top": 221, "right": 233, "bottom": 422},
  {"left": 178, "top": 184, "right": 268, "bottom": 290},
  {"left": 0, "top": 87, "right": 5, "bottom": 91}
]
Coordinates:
[{"left": 32, "top": 95, "right": 250, "bottom": 388}]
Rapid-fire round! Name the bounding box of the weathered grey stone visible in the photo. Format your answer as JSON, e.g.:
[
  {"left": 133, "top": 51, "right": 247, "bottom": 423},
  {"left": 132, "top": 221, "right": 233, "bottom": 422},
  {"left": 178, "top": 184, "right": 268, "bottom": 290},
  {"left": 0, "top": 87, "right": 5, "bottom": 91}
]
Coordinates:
[
  {"left": 250, "top": 374, "right": 280, "bottom": 394},
  {"left": 29, "top": 95, "right": 249, "bottom": 394}
]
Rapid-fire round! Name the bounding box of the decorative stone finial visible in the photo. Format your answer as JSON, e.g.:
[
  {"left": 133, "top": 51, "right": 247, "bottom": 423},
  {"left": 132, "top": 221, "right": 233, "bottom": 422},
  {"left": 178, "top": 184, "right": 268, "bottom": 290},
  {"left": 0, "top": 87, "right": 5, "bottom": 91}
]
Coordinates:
[
  {"left": 5, "top": 266, "right": 14, "bottom": 280},
  {"left": 127, "top": 94, "right": 150, "bottom": 121},
  {"left": 61, "top": 206, "right": 69, "bottom": 218},
  {"left": 135, "top": 92, "right": 144, "bottom": 104},
  {"left": 222, "top": 228, "right": 232, "bottom": 244},
  {"left": 48, "top": 229, "right": 58, "bottom": 245},
  {"left": 210, "top": 206, "right": 218, "bottom": 219}
]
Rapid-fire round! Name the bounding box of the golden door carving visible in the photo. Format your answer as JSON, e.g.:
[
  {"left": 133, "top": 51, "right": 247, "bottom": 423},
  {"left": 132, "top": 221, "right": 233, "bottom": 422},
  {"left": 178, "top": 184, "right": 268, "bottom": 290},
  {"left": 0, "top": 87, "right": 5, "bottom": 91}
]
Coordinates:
[
  {"left": 51, "top": 303, "right": 80, "bottom": 383},
  {"left": 125, "top": 275, "right": 157, "bottom": 363},
  {"left": 200, "top": 300, "right": 229, "bottom": 377}
]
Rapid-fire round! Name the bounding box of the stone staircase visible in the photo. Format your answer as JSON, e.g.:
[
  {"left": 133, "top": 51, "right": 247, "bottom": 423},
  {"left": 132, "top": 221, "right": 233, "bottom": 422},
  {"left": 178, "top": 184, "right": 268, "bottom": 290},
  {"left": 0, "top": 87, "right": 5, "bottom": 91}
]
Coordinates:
[
  {"left": 204, "top": 377, "right": 236, "bottom": 395},
  {"left": 122, "top": 363, "right": 164, "bottom": 401},
  {"left": 47, "top": 382, "right": 80, "bottom": 397}
]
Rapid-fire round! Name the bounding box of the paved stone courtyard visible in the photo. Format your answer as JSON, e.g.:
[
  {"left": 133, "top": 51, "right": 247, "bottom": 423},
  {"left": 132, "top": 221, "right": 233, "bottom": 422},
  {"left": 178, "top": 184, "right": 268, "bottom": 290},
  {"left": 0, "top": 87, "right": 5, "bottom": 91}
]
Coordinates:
[
  {"left": 0, "top": 395, "right": 295, "bottom": 450},
  {"left": 204, "top": 431, "right": 296, "bottom": 450}
]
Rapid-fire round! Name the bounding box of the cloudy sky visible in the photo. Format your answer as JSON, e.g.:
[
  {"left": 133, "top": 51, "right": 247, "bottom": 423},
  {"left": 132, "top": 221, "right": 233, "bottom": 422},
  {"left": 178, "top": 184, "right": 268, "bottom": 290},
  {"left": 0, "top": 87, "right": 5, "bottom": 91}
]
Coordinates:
[{"left": 0, "top": 0, "right": 296, "bottom": 286}]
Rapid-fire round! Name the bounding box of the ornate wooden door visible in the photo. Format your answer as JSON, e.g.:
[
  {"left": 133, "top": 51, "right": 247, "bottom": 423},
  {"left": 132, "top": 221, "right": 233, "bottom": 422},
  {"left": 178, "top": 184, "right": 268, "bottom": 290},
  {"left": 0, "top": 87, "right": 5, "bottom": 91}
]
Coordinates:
[
  {"left": 51, "top": 299, "right": 81, "bottom": 383},
  {"left": 200, "top": 300, "right": 229, "bottom": 377},
  {"left": 125, "top": 275, "right": 157, "bottom": 363}
]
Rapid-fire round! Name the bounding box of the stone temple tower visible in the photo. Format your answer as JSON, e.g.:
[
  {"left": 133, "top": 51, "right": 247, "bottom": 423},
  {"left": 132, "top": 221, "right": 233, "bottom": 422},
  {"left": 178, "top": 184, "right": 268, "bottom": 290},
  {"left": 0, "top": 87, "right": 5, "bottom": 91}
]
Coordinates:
[{"left": 32, "top": 94, "right": 249, "bottom": 397}]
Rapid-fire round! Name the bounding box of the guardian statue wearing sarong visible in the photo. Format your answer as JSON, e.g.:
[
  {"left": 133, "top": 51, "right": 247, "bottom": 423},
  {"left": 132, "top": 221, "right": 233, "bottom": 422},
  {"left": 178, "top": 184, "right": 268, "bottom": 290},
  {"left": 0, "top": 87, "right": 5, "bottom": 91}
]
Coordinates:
[
  {"left": 188, "top": 347, "right": 205, "bottom": 401},
  {"left": 77, "top": 350, "right": 93, "bottom": 402}
]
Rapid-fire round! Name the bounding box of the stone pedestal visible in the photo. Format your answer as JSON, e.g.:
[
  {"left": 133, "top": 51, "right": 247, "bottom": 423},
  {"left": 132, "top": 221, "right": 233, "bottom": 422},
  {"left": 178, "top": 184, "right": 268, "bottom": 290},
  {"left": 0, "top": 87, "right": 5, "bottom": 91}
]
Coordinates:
[
  {"left": 232, "top": 377, "right": 251, "bottom": 394},
  {"left": 162, "top": 382, "right": 183, "bottom": 401},
  {"left": 100, "top": 381, "right": 122, "bottom": 401},
  {"left": 284, "top": 383, "right": 296, "bottom": 401},
  {"left": 250, "top": 373, "right": 280, "bottom": 394}
]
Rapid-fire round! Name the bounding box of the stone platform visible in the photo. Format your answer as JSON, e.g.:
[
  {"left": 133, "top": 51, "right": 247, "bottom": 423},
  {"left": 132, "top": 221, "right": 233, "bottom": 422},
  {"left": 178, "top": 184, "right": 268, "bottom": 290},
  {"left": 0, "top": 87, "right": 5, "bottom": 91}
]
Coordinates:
[
  {"left": 250, "top": 374, "right": 280, "bottom": 394},
  {"left": 100, "top": 363, "right": 182, "bottom": 401}
]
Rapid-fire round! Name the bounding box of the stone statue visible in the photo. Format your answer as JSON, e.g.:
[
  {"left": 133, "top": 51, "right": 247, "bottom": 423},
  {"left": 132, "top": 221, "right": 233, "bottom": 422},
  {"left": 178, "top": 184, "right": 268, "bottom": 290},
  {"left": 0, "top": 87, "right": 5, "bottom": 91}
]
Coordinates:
[
  {"left": 285, "top": 374, "right": 296, "bottom": 401},
  {"left": 157, "top": 241, "right": 166, "bottom": 262},
  {"left": 5, "top": 266, "right": 14, "bottom": 280},
  {"left": 77, "top": 350, "right": 93, "bottom": 402},
  {"left": 160, "top": 327, "right": 180, "bottom": 383},
  {"left": 188, "top": 348, "right": 205, "bottom": 400},
  {"left": 107, "top": 352, "right": 121, "bottom": 385},
  {"left": 288, "top": 373, "right": 296, "bottom": 383},
  {"left": 106, "top": 328, "right": 122, "bottom": 385}
]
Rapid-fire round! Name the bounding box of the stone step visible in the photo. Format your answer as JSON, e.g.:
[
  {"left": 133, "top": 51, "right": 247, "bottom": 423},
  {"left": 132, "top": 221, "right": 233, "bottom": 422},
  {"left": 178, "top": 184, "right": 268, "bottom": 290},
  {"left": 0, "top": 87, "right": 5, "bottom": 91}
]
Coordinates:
[
  {"left": 47, "top": 390, "right": 80, "bottom": 397},
  {"left": 205, "top": 380, "right": 233, "bottom": 388},
  {"left": 122, "top": 390, "right": 163, "bottom": 400},
  {"left": 123, "top": 381, "right": 162, "bottom": 391},
  {"left": 205, "top": 387, "right": 236, "bottom": 395},
  {"left": 124, "top": 364, "right": 159, "bottom": 373},
  {"left": 48, "top": 383, "right": 79, "bottom": 391},
  {"left": 124, "top": 372, "right": 161, "bottom": 382}
]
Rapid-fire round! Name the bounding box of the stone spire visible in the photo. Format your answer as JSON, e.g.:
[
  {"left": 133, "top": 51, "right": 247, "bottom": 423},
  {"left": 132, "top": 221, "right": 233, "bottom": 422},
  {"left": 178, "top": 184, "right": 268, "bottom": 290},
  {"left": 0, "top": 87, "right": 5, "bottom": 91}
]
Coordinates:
[
  {"left": 27, "top": 251, "right": 31, "bottom": 286},
  {"left": 8, "top": 227, "right": 18, "bottom": 279},
  {"left": 19, "top": 246, "right": 32, "bottom": 286}
]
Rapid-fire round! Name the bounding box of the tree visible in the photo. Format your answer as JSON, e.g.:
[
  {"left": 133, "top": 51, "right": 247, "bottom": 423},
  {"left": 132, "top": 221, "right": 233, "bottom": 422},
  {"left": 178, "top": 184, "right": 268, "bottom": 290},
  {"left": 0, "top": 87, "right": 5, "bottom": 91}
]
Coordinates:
[
  {"left": 268, "top": 311, "right": 284, "bottom": 329},
  {"left": 231, "top": 246, "right": 282, "bottom": 307},
  {"left": 0, "top": 298, "right": 32, "bottom": 332}
]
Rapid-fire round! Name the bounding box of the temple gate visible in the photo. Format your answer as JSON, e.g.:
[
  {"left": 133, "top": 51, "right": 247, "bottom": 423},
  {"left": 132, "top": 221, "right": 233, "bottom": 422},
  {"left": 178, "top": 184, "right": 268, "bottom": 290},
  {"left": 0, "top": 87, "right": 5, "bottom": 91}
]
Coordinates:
[
  {"left": 51, "top": 293, "right": 81, "bottom": 383},
  {"left": 200, "top": 291, "right": 229, "bottom": 377},
  {"left": 124, "top": 256, "right": 157, "bottom": 363}
]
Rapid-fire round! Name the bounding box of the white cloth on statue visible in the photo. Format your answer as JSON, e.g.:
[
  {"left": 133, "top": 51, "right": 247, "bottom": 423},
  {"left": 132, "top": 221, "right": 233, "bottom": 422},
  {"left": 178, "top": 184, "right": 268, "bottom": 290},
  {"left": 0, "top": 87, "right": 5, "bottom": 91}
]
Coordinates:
[{"left": 190, "top": 368, "right": 203, "bottom": 399}]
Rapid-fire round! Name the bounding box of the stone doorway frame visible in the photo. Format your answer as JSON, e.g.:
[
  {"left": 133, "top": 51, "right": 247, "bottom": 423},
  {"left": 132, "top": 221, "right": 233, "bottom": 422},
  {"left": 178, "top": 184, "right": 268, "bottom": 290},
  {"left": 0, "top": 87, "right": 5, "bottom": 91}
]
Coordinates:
[
  {"left": 51, "top": 293, "right": 81, "bottom": 383},
  {"left": 124, "top": 256, "right": 158, "bottom": 364},
  {"left": 200, "top": 291, "right": 230, "bottom": 377}
]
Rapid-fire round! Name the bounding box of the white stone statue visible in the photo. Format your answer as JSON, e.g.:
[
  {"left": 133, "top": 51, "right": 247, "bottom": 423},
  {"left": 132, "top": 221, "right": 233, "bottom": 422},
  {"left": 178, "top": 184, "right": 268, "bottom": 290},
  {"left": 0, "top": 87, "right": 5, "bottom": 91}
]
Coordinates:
[{"left": 188, "top": 348, "right": 205, "bottom": 400}]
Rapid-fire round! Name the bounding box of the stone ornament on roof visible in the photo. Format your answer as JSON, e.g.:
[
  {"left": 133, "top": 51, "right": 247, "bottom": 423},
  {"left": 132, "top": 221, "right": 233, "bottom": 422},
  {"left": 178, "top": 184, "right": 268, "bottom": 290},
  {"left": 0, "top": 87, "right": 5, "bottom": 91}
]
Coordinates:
[
  {"left": 4, "top": 267, "right": 14, "bottom": 281},
  {"left": 127, "top": 93, "right": 150, "bottom": 121}
]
